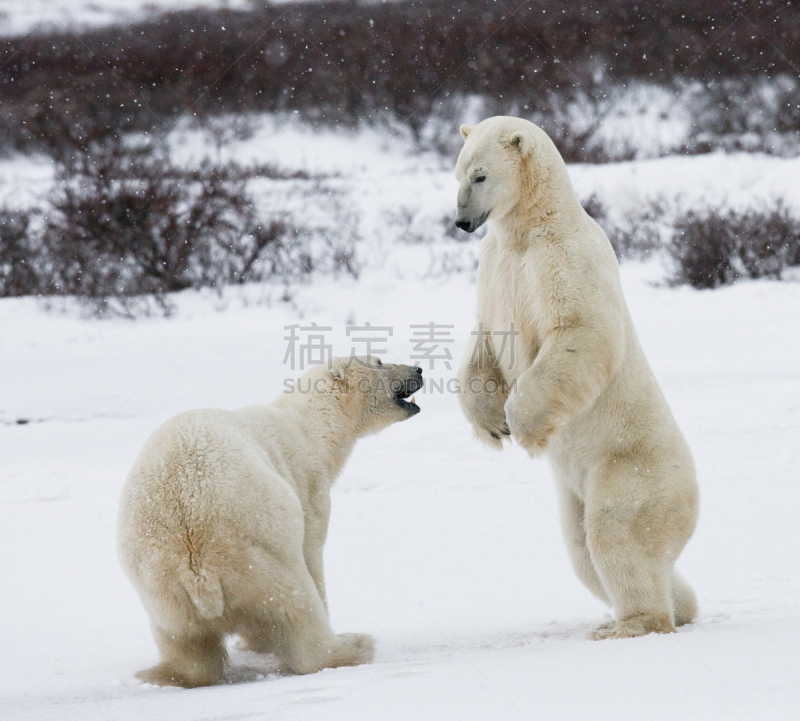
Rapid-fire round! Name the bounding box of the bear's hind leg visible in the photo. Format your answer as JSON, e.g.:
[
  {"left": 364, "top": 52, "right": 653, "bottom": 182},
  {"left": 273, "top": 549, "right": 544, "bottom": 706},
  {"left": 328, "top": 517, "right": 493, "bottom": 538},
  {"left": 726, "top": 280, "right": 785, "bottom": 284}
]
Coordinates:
[
  {"left": 585, "top": 540, "right": 675, "bottom": 641},
  {"left": 262, "top": 570, "right": 374, "bottom": 674},
  {"left": 137, "top": 626, "right": 227, "bottom": 688},
  {"left": 584, "top": 465, "right": 685, "bottom": 640},
  {"left": 556, "top": 485, "right": 610, "bottom": 605}
]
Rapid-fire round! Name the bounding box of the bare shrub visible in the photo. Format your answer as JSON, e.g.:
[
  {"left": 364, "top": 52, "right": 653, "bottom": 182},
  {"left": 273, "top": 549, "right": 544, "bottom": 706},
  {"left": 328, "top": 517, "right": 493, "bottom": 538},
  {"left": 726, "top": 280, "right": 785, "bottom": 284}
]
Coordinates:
[
  {"left": 384, "top": 205, "right": 437, "bottom": 245},
  {"left": 606, "top": 219, "right": 662, "bottom": 260},
  {"left": 529, "top": 90, "right": 630, "bottom": 164},
  {"left": 35, "top": 135, "right": 362, "bottom": 311},
  {"left": 42, "top": 138, "right": 275, "bottom": 299},
  {"left": 0, "top": 129, "right": 360, "bottom": 311},
  {"left": 215, "top": 219, "right": 289, "bottom": 286},
  {"left": 581, "top": 195, "right": 665, "bottom": 260},
  {"left": 668, "top": 211, "right": 739, "bottom": 289},
  {"left": 606, "top": 200, "right": 671, "bottom": 261},
  {"left": 581, "top": 195, "right": 800, "bottom": 282},
  {"left": 2, "top": 1, "right": 800, "bottom": 160},
  {"left": 441, "top": 213, "right": 464, "bottom": 242},
  {"left": 425, "top": 245, "right": 479, "bottom": 278},
  {"left": 668, "top": 203, "right": 800, "bottom": 289},
  {"left": 581, "top": 194, "right": 607, "bottom": 223},
  {"left": 0, "top": 209, "right": 39, "bottom": 297},
  {"left": 287, "top": 201, "right": 362, "bottom": 281},
  {"left": 685, "top": 76, "right": 800, "bottom": 156}
]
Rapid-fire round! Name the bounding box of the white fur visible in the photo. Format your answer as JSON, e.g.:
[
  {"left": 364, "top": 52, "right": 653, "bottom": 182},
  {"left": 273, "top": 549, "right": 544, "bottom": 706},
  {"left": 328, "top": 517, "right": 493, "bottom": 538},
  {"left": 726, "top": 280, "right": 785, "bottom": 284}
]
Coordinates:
[
  {"left": 118, "top": 357, "right": 422, "bottom": 686},
  {"left": 455, "top": 116, "right": 699, "bottom": 639}
]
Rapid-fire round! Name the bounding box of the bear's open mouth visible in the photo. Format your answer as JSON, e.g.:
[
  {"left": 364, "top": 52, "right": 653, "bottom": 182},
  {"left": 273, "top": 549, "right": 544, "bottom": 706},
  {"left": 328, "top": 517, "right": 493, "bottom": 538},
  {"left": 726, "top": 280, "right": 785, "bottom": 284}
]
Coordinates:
[
  {"left": 395, "top": 394, "right": 420, "bottom": 415},
  {"left": 394, "top": 377, "right": 422, "bottom": 415}
]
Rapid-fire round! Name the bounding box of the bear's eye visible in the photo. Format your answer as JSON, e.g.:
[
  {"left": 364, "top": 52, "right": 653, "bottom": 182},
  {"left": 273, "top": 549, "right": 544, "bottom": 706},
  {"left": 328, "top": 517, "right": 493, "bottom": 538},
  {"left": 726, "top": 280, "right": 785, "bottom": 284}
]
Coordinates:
[{"left": 474, "top": 175, "right": 486, "bottom": 183}]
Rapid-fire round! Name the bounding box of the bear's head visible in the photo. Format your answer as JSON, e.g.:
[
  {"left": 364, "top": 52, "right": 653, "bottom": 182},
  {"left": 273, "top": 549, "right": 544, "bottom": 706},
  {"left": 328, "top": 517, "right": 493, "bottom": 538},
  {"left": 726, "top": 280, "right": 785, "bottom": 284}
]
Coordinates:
[
  {"left": 287, "top": 356, "right": 423, "bottom": 438},
  {"left": 454, "top": 116, "right": 562, "bottom": 233}
]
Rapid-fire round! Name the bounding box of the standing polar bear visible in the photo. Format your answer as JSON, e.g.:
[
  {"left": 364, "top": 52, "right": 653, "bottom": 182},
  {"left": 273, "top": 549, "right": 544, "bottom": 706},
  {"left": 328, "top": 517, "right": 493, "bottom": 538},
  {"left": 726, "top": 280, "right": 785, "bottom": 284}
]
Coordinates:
[
  {"left": 118, "top": 357, "right": 422, "bottom": 687},
  {"left": 455, "top": 116, "right": 699, "bottom": 639}
]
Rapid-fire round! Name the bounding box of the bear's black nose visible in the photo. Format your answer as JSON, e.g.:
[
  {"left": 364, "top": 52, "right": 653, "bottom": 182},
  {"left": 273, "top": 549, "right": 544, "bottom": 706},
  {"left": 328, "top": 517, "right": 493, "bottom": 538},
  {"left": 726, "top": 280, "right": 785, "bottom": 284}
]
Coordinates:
[
  {"left": 414, "top": 366, "right": 423, "bottom": 375},
  {"left": 455, "top": 220, "right": 471, "bottom": 232}
]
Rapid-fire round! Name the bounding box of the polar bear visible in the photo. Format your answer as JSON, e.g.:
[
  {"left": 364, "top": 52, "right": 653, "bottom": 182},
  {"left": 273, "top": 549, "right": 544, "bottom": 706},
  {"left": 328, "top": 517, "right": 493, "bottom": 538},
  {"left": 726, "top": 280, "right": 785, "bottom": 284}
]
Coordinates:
[
  {"left": 118, "top": 357, "right": 423, "bottom": 687},
  {"left": 455, "top": 116, "right": 699, "bottom": 639}
]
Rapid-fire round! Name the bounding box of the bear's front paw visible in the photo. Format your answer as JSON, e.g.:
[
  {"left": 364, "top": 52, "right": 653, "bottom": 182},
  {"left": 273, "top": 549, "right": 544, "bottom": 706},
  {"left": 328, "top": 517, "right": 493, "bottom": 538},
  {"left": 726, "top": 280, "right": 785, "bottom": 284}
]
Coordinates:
[
  {"left": 504, "top": 395, "right": 555, "bottom": 455},
  {"left": 471, "top": 416, "right": 511, "bottom": 449},
  {"left": 459, "top": 383, "right": 511, "bottom": 449}
]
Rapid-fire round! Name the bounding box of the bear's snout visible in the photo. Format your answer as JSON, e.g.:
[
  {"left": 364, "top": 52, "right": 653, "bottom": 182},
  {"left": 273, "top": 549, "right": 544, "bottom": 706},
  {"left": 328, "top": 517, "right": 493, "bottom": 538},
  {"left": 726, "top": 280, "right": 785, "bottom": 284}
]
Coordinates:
[
  {"left": 405, "top": 374, "right": 423, "bottom": 396},
  {"left": 394, "top": 373, "right": 423, "bottom": 398},
  {"left": 455, "top": 211, "right": 488, "bottom": 234},
  {"left": 392, "top": 367, "right": 423, "bottom": 416}
]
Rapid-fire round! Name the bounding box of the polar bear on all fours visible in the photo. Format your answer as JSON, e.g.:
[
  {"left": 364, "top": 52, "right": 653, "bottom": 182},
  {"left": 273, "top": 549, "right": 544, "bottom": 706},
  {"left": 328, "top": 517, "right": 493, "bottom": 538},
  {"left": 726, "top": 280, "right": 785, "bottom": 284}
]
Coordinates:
[
  {"left": 118, "top": 357, "right": 422, "bottom": 687},
  {"left": 455, "top": 116, "right": 699, "bottom": 640}
]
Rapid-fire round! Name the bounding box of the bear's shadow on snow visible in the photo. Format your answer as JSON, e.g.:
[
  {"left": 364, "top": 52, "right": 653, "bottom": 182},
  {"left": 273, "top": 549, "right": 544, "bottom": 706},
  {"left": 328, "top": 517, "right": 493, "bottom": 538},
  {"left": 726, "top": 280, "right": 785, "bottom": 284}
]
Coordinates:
[
  {"left": 221, "top": 647, "right": 282, "bottom": 685},
  {"left": 472, "top": 620, "right": 603, "bottom": 650},
  {"left": 389, "top": 620, "right": 609, "bottom": 664},
  {"left": 221, "top": 621, "right": 601, "bottom": 686},
  {"left": 222, "top": 645, "right": 371, "bottom": 685}
]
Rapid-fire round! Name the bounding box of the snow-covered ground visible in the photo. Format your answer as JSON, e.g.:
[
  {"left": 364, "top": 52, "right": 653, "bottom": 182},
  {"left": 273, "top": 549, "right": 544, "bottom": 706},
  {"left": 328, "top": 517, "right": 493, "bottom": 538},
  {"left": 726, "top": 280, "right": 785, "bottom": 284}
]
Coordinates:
[
  {"left": 2, "top": 259, "right": 800, "bottom": 720},
  {"left": 0, "top": 0, "right": 336, "bottom": 35},
  {"left": 2, "top": 115, "right": 800, "bottom": 719},
  {"left": 0, "top": 0, "right": 248, "bottom": 35}
]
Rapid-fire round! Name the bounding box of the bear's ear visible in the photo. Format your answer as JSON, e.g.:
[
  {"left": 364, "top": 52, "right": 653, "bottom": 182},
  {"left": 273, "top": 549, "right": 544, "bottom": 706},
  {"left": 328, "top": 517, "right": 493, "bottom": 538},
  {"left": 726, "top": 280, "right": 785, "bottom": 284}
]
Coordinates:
[
  {"left": 459, "top": 124, "right": 475, "bottom": 141},
  {"left": 508, "top": 130, "right": 531, "bottom": 155},
  {"left": 327, "top": 358, "right": 346, "bottom": 381}
]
